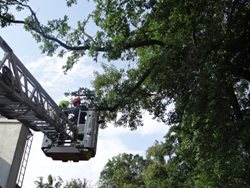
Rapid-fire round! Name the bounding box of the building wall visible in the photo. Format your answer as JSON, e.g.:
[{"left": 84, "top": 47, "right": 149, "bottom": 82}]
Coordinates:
[{"left": 0, "top": 117, "right": 29, "bottom": 188}]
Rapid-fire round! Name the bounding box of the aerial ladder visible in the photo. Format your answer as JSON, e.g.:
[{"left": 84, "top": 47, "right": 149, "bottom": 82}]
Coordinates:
[{"left": 0, "top": 36, "right": 99, "bottom": 162}]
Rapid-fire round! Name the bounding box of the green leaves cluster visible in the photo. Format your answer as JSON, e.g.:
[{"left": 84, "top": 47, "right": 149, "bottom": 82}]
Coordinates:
[
  {"left": 34, "top": 175, "right": 92, "bottom": 188},
  {"left": 99, "top": 153, "right": 148, "bottom": 188}
]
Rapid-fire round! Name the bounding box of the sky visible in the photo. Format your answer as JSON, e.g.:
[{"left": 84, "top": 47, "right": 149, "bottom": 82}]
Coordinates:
[{"left": 0, "top": 1, "right": 168, "bottom": 187}]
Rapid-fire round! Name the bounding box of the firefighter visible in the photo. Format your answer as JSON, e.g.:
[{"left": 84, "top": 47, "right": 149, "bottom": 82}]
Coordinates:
[
  {"left": 58, "top": 99, "right": 70, "bottom": 116},
  {"left": 71, "top": 97, "right": 87, "bottom": 124}
]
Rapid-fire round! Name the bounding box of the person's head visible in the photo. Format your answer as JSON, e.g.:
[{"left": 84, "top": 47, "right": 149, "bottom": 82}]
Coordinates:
[
  {"left": 72, "top": 97, "right": 81, "bottom": 106},
  {"left": 59, "top": 100, "right": 69, "bottom": 108}
]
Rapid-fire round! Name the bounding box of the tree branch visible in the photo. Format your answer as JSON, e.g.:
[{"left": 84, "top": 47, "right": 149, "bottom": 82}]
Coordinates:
[
  {"left": 0, "top": 2, "right": 106, "bottom": 52},
  {"left": 97, "top": 62, "right": 157, "bottom": 112},
  {"left": 1, "top": 14, "right": 165, "bottom": 53},
  {"left": 226, "top": 0, "right": 241, "bottom": 29},
  {"left": 1, "top": 0, "right": 166, "bottom": 53},
  {"left": 125, "top": 39, "right": 165, "bottom": 49},
  {"left": 229, "top": 83, "right": 243, "bottom": 120}
]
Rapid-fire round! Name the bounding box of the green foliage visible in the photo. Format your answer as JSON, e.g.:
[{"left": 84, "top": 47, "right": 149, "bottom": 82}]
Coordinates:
[
  {"left": 34, "top": 175, "right": 93, "bottom": 188},
  {"left": 1, "top": 0, "right": 250, "bottom": 187},
  {"left": 65, "top": 0, "right": 78, "bottom": 7},
  {"left": 64, "top": 178, "right": 90, "bottom": 188},
  {"left": 92, "top": 2, "right": 250, "bottom": 186},
  {"left": 34, "top": 175, "right": 63, "bottom": 188},
  {"left": 143, "top": 162, "right": 168, "bottom": 188},
  {"left": 99, "top": 153, "right": 148, "bottom": 188}
]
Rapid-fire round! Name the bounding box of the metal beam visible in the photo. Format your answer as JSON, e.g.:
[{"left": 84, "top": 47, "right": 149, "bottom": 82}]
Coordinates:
[{"left": 0, "top": 36, "right": 76, "bottom": 142}]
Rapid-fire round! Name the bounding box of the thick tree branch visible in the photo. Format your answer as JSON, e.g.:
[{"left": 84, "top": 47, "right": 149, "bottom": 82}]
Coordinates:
[
  {"left": 229, "top": 83, "right": 243, "bottom": 120},
  {"left": 125, "top": 39, "right": 165, "bottom": 48},
  {"left": 226, "top": 0, "right": 240, "bottom": 28},
  {"left": 1, "top": 0, "right": 106, "bottom": 52},
  {"left": 0, "top": 15, "right": 23, "bottom": 24},
  {"left": 0, "top": 14, "right": 165, "bottom": 52},
  {"left": 97, "top": 62, "right": 157, "bottom": 112},
  {"left": 1, "top": 0, "right": 166, "bottom": 53}
]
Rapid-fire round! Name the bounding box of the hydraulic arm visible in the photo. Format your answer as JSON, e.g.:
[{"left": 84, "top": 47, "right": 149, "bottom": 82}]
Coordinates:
[
  {"left": 0, "top": 36, "right": 75, "bottom": 141},
  {"left": 0, "top": 36, "right": 99, "bottom": 162}
]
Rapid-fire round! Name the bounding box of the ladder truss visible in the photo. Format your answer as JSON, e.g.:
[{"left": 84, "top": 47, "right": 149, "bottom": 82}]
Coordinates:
[
  {"left": 0, "top": 36, "right": 100, "bottom": 162},
  {"left": 0, "top": 36, "right": 76, "bottom": 142}
]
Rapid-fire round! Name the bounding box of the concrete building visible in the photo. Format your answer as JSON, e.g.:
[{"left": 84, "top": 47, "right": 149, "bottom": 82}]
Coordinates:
[{"left": 0, "top": 117, "right": 30, "bottom": 188}]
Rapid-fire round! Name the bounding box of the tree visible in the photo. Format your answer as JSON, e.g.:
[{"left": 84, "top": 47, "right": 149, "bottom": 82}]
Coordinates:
[
  {"left": 34, "top": 175, "right": 63, "bottom": 188},
  {"left": 1, "top": 0, "right": 250, "bottom": 186},
  {"left": 34, "top": 175, "right": 93, "bottom": 188},
  {"left": 143, "top": 141, "right": 169, "bottom": 188},
  {"left": 98, "top": 153, "right": 148, "bottom": 188}
]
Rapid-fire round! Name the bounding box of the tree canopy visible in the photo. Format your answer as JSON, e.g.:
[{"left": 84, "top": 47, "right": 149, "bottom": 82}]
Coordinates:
[
  {"left": 99, "top": 153, "right": 148, "bottom": 188},
  {"left": 34, "top": 175, "right": 93, "bottom": 188},
  {"left": 1, "top": 0, "right": 250, "bottom": 186}
]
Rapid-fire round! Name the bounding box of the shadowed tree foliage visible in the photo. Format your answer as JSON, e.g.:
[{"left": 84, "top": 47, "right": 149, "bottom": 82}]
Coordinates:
[
  {"left": 1, "top": 0, "right": 250, "bottom": 187},
  {"left": 142, "top": 141, "right": 169, "bottom": 188}
]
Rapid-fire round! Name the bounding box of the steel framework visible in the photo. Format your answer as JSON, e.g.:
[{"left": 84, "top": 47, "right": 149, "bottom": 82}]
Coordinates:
[
  {"left": 0, "top": 36, "right": 76, "bottom": 142},
  {"left": 0, "top": 36, "right": 99, "bottom": 163}
]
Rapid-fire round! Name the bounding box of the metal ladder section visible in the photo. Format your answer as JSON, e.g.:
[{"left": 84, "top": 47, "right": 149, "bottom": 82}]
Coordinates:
[
  {"left": 16, "top": 132, "right": 34, "bottom": 188},
  {"left": 0, "top": 36, "right": 76, "bottom": 141}
]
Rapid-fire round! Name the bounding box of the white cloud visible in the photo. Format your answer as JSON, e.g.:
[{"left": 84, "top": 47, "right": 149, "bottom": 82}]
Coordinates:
[
  {"left": 24, "top": 54, "right": 101, "bottom": 103},
  {"left": 137, "top": 112, "right": 168, "bottom": 136}
]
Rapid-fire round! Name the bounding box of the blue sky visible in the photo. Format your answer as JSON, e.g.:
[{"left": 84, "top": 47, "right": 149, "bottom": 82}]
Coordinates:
[{"left": 0, "top": 1, "right": 168, "bottom": 187}]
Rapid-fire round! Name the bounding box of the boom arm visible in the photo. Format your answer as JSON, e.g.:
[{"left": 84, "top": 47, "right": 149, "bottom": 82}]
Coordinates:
[
  {"left": 0, "top": 36, "right": 99, "bottom": 161},
  {"left": 0, "top": 36, "right": 75, "bottom": 141}
]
